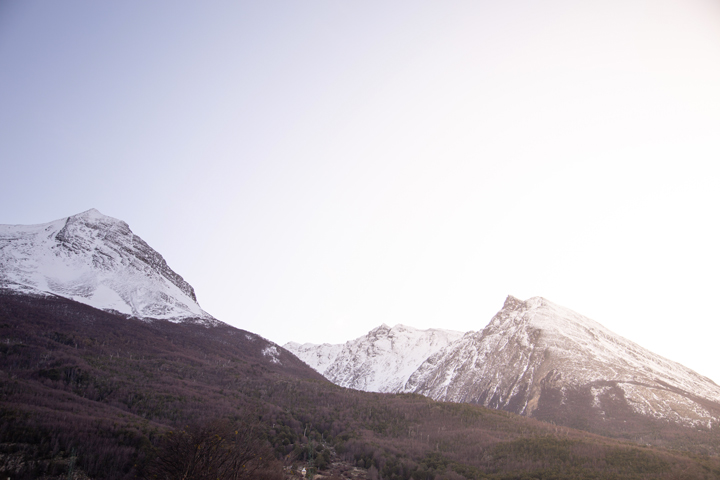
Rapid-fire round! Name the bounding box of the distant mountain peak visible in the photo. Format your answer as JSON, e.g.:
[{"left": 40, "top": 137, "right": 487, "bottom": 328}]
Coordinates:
[
  {"left": 0, "top": 210, "right": 211, "bottom": 322},
  {"left": 72, "top": 207, "right": 113, "bottom": 220},
  {"left": 58, "top": 208, "right": 129, "bottom": 234},
  {"left": 501, "top": 295, "right": 551, "bottom": 311},
  {"left": 502, "top": 294, "right": 526, "bottom": 309},
  {"left": 285, "top": 324, "right": 464, "bottom": 393}
]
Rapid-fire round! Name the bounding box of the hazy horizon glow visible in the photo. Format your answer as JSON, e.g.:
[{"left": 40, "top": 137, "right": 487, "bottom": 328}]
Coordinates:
[{"left": 2, "top": 1, "right": 720, "bottom": 382}]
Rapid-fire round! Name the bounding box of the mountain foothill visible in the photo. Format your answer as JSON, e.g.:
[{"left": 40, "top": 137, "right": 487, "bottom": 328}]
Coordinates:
[{"left": 2, "top": 210, "right": 720, "bottom": 480}]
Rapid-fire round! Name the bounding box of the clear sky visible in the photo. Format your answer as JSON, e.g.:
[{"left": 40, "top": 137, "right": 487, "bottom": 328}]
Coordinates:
[{"left": 2, "top": 1, "right": 720, "bottom": 382}]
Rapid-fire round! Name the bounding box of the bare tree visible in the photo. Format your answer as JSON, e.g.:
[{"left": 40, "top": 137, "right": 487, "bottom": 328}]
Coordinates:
[{"left": 145, "top": 418, "right": 281, "bottom": 480}]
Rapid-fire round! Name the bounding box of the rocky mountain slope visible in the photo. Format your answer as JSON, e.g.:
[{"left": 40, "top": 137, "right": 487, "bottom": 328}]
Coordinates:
[
  {"left": 290, "top": 296, "right": 720, "bottom": 432},
  {"left": 285, "top": 323, "right": 463, "bottom": 393},
  {"left": 0, "top": 209, "right": 212, "bottom": 321}
]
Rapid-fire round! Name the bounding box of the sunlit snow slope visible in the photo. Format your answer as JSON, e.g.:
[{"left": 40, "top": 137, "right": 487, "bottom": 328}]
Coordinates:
[
  {"left": 285, "top": 324, "right": 463, "bottom": 393},
  {"left": 0, "top": 209, "right": 213, "bottom": 321}
]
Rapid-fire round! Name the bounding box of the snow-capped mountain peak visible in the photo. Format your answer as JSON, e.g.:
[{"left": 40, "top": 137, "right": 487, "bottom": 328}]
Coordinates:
[
  {"left": 0, "top": 209, "right": 212, "bottom": 322},
  {"left": 412, "top": 296, "right": 720, "bottom": 428},
  {"left": 285, "top": 324, "right": 464, "bottom": 393}
]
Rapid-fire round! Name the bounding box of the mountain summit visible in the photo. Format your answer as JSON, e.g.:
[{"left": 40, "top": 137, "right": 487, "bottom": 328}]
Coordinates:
[
  {"left": 0, "top": 209, "right": 212, "bottom": 321},
  {"left": 408, "top": 296, "right": 720, "bottom": 428}
]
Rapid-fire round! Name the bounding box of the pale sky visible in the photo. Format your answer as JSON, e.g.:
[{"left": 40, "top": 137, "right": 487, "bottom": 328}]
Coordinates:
[{"left": 2, "top": 1, "right": 720, "bottom": 382}]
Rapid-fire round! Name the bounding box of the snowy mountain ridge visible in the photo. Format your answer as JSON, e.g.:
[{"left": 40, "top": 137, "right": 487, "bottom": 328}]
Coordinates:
[
  {"left": 285, "top": 323, "right": 463, "bottom": 393},
  {"left": 288, "top": 296, "right": 720, "bottom": 429},
  {"left": 0, "top": 209, "right": 214, "bottom": 322}
]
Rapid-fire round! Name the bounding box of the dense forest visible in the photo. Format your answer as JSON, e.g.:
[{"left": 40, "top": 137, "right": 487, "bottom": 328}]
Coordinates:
[{"left": 2, "top": 292, "right": 720, "bottom": 479}]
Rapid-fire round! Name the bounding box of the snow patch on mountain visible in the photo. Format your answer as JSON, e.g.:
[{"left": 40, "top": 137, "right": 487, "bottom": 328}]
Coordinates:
[
  {"left": 0, "top": 209, "right": 214, "bottom": 322},
  {"left": 262, "top": 345, "right": 282, "bottom": 364}
]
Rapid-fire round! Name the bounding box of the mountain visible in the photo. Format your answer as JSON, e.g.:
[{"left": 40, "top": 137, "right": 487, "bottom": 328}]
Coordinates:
[
  {"left": 0, "top": 208, "right": 212, "bottom": 322},
  {"left": 290, "top": 296, "right": 720, "bottom": 435},
  {"left": 285, "top": 324, "right": 463, "bottom": 393},
  {"left": 4, "top": 210, "right": 720, "bottom": 479}
]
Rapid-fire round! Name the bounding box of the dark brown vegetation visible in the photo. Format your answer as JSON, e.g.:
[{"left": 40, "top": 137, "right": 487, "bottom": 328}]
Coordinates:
[
  {"left": 1, "top": 291, "right": 720, "bottom": 479},
  {"left": 145, "top": 418, "right": 281, "bottom": 480},
  {"left": 526, "top": 378, "right": 720, "bottom": 454}
]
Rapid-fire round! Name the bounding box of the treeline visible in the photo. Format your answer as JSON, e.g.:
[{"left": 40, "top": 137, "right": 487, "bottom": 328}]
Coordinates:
[{"left": 2, "top": 293, "right": 720, "bottom": 479}]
